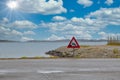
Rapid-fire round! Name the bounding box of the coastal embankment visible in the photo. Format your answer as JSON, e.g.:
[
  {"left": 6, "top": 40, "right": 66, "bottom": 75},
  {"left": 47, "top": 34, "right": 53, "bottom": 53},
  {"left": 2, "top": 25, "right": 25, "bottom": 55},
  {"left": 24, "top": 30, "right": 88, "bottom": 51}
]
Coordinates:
[{"left": 46, "top": 45, "right": 120, "bottom": 58}]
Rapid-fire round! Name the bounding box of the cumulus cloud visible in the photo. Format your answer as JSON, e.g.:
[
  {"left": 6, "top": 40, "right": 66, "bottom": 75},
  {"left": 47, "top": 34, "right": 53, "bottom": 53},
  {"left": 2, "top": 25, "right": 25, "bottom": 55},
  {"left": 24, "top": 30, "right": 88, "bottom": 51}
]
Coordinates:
[
  {"left": 0, "top": 18, "right": 36, "bottom": 41},
  {"left": 0, "top": 18, "right": 9, "bottom": 27},
  {"left": 87, "top": 7, "right": 120, "bottom": 26},
  {"left": 11, "top": 30, "right": 23, "bottom": 36},
  {"left": 98, "top": 32, "right": 120, "bottom": 39},
  {"left": 98, "top": 32, "right": 107, "bottom": 39},
  {"left": 77, "top": 0, "right": 93, "bottom": 7},
  {"left": 52, "top": 16, "right": 67, "bottom": 21},
  {"left": 2, "top": 18, "right": 9, "bottom": 23},
  {"left": 1, "top": 7, "right": 120, "bottom": 40},
  {"left": 40, "top": 19, "right": 94, "bottom": 39},
  {"left": 0, "top": 26, "right": 22, "bottom": 40},
  {"left": 105, "top": 0, "right": 114, "bottom": 5},
  {"left": 21, "top": 37, "right": 34, "bottom": 41},
  {"left": 17, "top": 0, "right": 67, "bottom": 15},
  {"left": 40, "top": 7, "right": 120, "bottom": 39},
  {"left": 0, "top": 25, "right": 35, "bottom": 41},
  {"left": 11, "top": 20, "right": 37, "bottom": 29},
  {"left": 47, "top": 34, "right": 65, "bottom": 40},
  {"left": 24, "top": 31, "right": 36, "bottom": 35}
]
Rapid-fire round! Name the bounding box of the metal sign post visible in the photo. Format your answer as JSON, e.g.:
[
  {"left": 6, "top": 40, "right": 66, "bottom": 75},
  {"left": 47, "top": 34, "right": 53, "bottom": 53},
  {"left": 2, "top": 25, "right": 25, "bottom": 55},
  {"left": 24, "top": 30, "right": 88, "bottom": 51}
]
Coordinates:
[{"left": 72, "top": 48, "right": 75, "bottom": 57}]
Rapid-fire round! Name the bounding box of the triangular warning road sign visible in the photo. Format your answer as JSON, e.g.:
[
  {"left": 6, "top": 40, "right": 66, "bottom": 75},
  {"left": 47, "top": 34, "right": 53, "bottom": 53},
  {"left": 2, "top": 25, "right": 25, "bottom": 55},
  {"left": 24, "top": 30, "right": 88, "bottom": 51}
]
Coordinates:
[{"left": 67, "top": 37, "right": 80, "bottom": 48}]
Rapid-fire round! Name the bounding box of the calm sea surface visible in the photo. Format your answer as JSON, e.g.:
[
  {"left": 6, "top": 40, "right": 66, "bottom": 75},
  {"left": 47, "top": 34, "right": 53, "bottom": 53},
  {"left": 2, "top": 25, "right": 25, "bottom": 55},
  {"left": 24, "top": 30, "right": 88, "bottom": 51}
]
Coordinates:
[{"left": 0, "top": 41, "right": 107, "bottom": 58}]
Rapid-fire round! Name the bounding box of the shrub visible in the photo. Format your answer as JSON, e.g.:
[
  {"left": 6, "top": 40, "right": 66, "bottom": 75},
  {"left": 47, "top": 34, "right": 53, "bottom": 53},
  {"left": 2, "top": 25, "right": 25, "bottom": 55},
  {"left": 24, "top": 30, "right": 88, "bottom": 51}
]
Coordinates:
[
  {"left": 113, "top": 48, "right": 119, "bottom": 54},
  {"left": 34, "top": 56, "right": 42, "bottom": 59},
  {"left": 21, "top": 56, "right": 27, "bottom": 59}
]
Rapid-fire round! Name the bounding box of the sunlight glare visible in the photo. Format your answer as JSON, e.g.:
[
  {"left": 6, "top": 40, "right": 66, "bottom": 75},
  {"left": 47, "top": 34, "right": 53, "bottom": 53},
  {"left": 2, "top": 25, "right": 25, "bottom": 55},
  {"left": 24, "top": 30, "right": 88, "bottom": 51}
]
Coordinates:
[{"left": 7, "top": 1, "right": 18, "bottom": 10}]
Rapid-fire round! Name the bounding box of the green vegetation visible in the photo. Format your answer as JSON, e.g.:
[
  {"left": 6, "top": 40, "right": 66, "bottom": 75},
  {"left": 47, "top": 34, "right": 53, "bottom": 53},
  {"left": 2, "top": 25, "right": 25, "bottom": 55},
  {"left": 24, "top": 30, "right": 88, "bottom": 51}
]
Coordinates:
[
  {"left": 20, "top": 56, "right": 44, "bottom": 59},
  {"left": 34, "top": 56, "right": 42, "bottom": 59},
  {"left": 107, "top": 35, "right": 120, "bottom": 46},
  {"left": 45, "top": 46, "right": 120, "bottom": 58},
  {"left": 107, "top": 43, "right": 120, "bottom": 46},
  {"left": 73, "top": 55, "right": 81, "bottom": 58},
  {"left": 49, "top": 56, "right": 59, "bottom": 59},
  {"left": 113, "top": 48, "right": 119, "bottom": 54},
  {"left": 116, "top": 56, "right": 120, "bottom": 58},
  {"left": 20, "top": 56, "right": 27, "bottom": 59},
  {"left": 80, "top": 45, "right": 90, "bottom": 47}
]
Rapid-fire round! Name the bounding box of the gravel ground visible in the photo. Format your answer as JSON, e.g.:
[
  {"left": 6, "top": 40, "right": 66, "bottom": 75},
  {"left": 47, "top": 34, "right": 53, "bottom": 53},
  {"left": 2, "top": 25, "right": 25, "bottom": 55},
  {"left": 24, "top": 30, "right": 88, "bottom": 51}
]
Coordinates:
[{"left": 52, "top": 45, "right": 120, "bottom": 58}]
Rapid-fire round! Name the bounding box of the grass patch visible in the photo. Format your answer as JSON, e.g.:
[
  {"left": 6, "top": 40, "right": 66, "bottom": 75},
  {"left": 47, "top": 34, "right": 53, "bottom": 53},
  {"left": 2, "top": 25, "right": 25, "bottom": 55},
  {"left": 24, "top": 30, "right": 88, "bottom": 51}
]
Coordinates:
[
  {"left": 20, "top": 56, "right": 45, "bottom": 59},
  {"left": 80, "top": 45, "right": 90, "bottom": 47},
  {"left": 50, "top": 56, "right": 59, "bottom": 58},
  {"left": 107, "top": 42, "right": 120, "bottom": 46},
  {"left": 113, "top": 48, "right": 119, "bottom": 54},
  {"left": 20, "top": 56, "right": 28, "bottom": 59},
  {"left": 34, "top": 56, "right": 43, "bottom": 59}
]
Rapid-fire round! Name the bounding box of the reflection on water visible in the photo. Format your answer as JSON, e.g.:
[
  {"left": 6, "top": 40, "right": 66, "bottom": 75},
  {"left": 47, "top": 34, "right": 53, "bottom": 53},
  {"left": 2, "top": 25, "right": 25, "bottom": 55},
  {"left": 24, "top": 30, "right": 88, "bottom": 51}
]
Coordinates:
[{"left": 0, "top": 41, "right": 107, "bottom": 58}]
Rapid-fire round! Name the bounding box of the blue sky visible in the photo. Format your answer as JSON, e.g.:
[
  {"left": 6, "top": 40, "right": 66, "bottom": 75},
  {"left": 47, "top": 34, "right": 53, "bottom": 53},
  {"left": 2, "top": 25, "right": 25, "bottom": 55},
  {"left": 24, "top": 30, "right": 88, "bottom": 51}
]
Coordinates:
[{"left": 0, "top": 0, "right": 120, "bottom": 41}]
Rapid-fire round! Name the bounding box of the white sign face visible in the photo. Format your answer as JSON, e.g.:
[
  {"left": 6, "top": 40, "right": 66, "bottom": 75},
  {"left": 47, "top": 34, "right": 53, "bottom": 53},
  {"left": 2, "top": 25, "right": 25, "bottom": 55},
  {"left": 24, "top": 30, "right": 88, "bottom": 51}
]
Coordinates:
[{"left": 71, "top": 40, "right": 77, "bottom": 46}]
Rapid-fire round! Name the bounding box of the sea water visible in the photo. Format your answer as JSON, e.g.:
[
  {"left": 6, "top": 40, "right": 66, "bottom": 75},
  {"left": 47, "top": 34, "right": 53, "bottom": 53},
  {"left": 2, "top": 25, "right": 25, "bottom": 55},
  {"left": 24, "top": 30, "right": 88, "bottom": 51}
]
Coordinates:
[{"left": 0, "top": 41, "right": 107, "bottom": 58}]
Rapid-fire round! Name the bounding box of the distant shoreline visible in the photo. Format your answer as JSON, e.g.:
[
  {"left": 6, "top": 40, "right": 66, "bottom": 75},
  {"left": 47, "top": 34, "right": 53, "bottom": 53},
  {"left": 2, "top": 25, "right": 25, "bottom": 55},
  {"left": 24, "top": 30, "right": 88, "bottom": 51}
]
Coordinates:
[
  {"left": 0, "top": 45, "right": 120, "bottom": 59},
  {"left": 0, "top": 42, "right": 120, "bottom": 59},
  {"left": 0, "top": 39, "right": 107, "bottom": 43}
]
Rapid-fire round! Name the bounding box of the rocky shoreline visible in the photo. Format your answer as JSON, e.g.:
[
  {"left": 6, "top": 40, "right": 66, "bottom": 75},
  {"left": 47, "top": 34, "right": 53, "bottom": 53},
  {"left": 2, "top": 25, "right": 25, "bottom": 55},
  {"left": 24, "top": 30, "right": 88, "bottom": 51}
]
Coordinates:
[{"left": 46, "top": 45, "right": 120, "bottom": 58}]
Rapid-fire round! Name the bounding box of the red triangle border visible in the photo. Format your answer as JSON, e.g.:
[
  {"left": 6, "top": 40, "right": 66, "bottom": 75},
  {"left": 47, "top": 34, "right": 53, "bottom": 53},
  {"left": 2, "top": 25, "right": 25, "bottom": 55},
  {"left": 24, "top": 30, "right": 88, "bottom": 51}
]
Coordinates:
[{"left": 67, "top": 37, "right": 80, "bottom": 48}]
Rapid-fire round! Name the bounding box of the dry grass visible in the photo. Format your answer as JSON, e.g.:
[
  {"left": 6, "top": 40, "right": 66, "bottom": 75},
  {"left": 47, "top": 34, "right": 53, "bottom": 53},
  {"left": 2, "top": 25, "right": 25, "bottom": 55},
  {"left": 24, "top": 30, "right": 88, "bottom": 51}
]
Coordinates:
[
  {"left": 107, "top": 43, "right": 120, "bottom": 46},
  {"left": 46, "top": 45, "right": 120, "bottom": 58}
]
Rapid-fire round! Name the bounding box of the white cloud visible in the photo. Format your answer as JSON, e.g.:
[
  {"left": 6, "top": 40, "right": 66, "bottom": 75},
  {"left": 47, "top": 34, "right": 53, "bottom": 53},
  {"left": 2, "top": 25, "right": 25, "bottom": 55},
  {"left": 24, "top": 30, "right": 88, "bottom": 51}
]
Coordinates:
[
  {"left": 24, "top": 31, "right": 36, "bottom": 35},
  {"left": 109, "top": 34, "right": 120, "bottom": 36},
  {"left": 0, "top": 26, "right": 23, "bottom": 40},
  {"left": 77, "top": 0, "right": 93, "bottom": 7},
  {"left": 11, "top": 30, "right": 23, "bottom": 36},
  {"left": 40, "top": 7, "right": 120, "bottom": 39},
  {"left": 105, "top": 0, "right": 114, "bottom": 5},
  {"left": 71, "top": 17, "right": 94, "bottom": 25},
  {"left": 2, "top": 18, "right": 9, "bottom": 23},
  {"left": 98, "top": 32, "right": 106, "bottom": 36},
  {"left": 12, "top": 20, "right": 37, "bottom": 29},
  {"left": 98, "top": 32, "right": 107, "bottom": 39},
  {"left": 87, "top": 7, "right": 120, "bottom": 26},
  {"left": 1, "top": 7, "right": 120, "bottom": 40},
  {"left": 0, "top": 23, "right": 35, "bottom": 41},
  {"left": 17, "top": 0, "right": 67, "bottom": 15},
  {"left": 0, "top": 18, "right": 9, "bottom": 27},
  {"left": 52, "top": 16, "right": 67, "bottom": 21},
  {"left": 40, "top": 19, "right": 94, "bottom": 39},
  {"left": 98, "top": 32, "right": 120, "bottom": 40},
  {"left": 21, "top": 37, "right": 34, "bottom": 41},
  {"left": 64, "top": 31, "right": 92, "bottom": 39},
  {"left": 0, "top": 26, "right": 10, "bottom": 35},
  {"left": 47, "top": 34, "right": 65, "bottom": 40}
]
